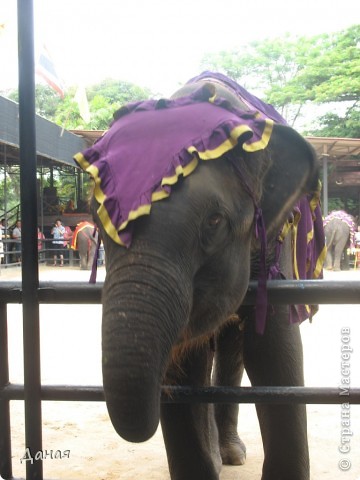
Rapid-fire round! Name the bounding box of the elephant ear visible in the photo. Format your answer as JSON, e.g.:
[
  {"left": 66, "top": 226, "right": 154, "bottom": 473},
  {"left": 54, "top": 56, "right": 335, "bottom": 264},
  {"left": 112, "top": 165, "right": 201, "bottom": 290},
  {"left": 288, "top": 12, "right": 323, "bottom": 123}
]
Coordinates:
[{"left": 260, "top": 124, "right": 318, "bottom": 236}]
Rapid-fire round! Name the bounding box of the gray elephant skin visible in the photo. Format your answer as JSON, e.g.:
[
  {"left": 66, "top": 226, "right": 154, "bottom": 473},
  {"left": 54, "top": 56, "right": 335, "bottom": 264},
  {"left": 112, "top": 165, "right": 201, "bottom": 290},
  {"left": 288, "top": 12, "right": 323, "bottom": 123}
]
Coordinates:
[
  {"left": 83, "top": 80, "right": 320, "bottom": 480},
  {"left": 71, "top": 221, "right": 98, "bottom": 270},
  {"left": 324, "top": 211, "right": 356, "bottom": 271}
]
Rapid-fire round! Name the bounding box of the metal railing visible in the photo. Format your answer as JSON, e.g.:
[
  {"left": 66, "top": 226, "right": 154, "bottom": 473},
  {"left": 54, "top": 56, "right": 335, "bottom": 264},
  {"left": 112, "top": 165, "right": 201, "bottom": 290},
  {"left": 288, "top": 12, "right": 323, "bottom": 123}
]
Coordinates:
[
  {"left": 0, "top": 238, "right": 81, "bottom": 267},
  {"left": 1, "top": 279, "right": 360, "bottom": 480}
]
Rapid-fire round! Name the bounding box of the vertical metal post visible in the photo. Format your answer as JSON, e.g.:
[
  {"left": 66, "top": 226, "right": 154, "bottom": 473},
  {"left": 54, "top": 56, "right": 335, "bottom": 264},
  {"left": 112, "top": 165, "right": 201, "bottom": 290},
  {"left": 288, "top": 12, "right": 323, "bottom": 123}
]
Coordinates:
[
  {"left": 0, "top": 303, "right": 12, "bottom": 479},
  {"left": 3, "top": 145, "right": 8, "bottom": 265},
  {"left": 39, "top": 162, "right": 44, "bottom": 251},
  {"left": 17, "top": 1, "right": 43, "bottom": 479},
  {"left": 4, "top": 144, "right": 8, "bottom": 223},
  {"left": 322, "top": 156, "right": 328, "bottom": 217}
]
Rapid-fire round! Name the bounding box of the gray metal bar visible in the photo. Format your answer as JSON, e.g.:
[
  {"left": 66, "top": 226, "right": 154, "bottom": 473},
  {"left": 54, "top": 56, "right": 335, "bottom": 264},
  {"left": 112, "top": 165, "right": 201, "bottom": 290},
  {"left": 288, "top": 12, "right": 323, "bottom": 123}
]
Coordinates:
[
  {"left": 0, "top": 280, "right": 359, "bottom": 305},
  {"left": 242, "top": 279, "right": 360, "bottom": 305},
  {"left": 17, "top": 0, "right": 43, "bottom": 478},
  {"left": 0, "top": 303, "right": 12, "bottom": 479},
  {"left": 2, "top": 383, "right": 360, "bottom": 405},
  {"left": 322, "top": 156, "right": 329, "bottom": 216}
]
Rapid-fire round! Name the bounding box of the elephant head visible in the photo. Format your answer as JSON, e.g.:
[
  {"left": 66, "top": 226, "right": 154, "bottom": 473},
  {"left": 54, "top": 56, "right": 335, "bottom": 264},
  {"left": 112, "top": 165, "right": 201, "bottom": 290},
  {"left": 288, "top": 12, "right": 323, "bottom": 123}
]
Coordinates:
[{"left": 75, "top": 80, "right": 318, "bottom": 444}]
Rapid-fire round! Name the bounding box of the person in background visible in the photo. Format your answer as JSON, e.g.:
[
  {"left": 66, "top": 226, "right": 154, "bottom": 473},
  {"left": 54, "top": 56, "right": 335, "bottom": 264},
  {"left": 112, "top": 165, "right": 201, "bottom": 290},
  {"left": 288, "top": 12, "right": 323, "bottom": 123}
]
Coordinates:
[
  {"left": 12, "top": 220, "right": 21, "bottom": 240},
  {"left": 0, "top": 224, "right": 3, "bottom": 265},
  {"left": 355, "top": 226, "right": 360, "bottom": 245},
  {"left": 11, "top": 220, "right": 22, "bottom": 263},
  {"left": 1, "top": 219, "right": 9, "bottom": 264},
  {"left": 63, "top": 225, "right": 73, "bottom": 264},
  {"left": 37, "top": 227, "right": 45, "bottom": 261},
  {"left": 0, "top": 218, "right": 6, "bottom": 235},
  {"left": 65, "top": 199, "right": 75, "bottom": 213},
  {"left": 355, "top": 226, "right": 360, "bottom": 269},
  {"left": 51, "top": 219, "right": 65, "bottom": 266},
  {"left": 63, "top": 225, "right": 73, "bottom": 248}
]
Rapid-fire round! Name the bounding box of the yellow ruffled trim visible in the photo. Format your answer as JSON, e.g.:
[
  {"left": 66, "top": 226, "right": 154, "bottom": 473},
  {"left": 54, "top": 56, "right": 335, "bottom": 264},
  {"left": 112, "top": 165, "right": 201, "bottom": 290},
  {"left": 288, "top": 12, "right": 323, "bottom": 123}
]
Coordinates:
[
  {"left": 278, "top": 218, "right": 293, "bottom": 243},
  {"left": 306, "top": 180, "right": 322, "bottom": 243},
  {"left": 187, "top": 120, "right": 273, "bottom": 160},
  {"left": 74, "top": 153, "right": 127, "bottom": 246},
  {"left": 76, "top": 151, "right": 200, "bottom": 245},
  {"left": 243, "top": 119, "right": 274, "bottom": 152},
  {"left": 291, "top": 210, "right": 302, "bottom": 281},
  {"left": 75, "top": 110, "right": 274, "bottom": 246},
  {"left": 313, "top": 245, "right": 327, "bottom": 279},
  {"left": 73, "top": 152, "right": 91, "bottom": 171}
]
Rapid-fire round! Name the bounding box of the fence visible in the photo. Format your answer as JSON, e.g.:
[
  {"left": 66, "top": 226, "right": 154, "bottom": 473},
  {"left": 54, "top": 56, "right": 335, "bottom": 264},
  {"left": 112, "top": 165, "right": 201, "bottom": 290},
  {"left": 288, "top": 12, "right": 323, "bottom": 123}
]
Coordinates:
[
  {"left": 1, "top": 278, "right": 360, "bottom": 479},
  {"left": 1, "top": 238, "right": 82, "bottom": 268}
]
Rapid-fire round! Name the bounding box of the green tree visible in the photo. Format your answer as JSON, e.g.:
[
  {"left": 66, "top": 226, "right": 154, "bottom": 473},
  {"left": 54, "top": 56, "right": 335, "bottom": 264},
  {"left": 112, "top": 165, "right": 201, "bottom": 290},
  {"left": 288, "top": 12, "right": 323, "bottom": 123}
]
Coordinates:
[
  {"left": 5, "top": 78, "right": 153, "bottom": 130},
  {"left": 84, "top": 79, "right": 153, "bottom": 129},
  {"left": 304, "top": 106, "right": 360, "bottom": 138},
  {"left": 7, "top": 84, "right": 62, "bottom": 118},
  {"left": 53, "top": 80, "right": 153, "bottom": 130},
  {"left": 53, "top": 87, "right": 82, "bottom": 129},
  {"left": 0, "top": 79, "right": 154, "bottom": 215},
  {"left": 86, "top": 78, "right": 152, "bottom": 106},
  {"left": 201, "top": 25, "right": 360, "bottom": 134},
  {"left": 0, "top": 166, "right": 21, "bottom": 215}
]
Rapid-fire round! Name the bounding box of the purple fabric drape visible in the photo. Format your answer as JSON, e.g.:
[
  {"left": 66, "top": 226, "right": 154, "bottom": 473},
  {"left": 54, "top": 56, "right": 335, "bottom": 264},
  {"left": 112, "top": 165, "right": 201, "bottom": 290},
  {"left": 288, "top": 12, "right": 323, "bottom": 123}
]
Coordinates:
[{"left": 74, "top": 71, "right": 326, "bottom": 333}]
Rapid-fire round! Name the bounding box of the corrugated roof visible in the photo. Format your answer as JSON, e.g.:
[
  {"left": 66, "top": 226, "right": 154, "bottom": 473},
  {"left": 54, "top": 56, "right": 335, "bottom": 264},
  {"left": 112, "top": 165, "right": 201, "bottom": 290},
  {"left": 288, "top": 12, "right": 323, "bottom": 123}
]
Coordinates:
[{"left": 0, "top": 96, "right": 86, "bottom": 167}]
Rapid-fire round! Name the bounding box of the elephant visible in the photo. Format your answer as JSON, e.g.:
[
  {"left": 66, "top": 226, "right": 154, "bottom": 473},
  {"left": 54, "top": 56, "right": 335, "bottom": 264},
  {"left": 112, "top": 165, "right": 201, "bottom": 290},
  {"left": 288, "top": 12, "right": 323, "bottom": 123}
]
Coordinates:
[
  {"left": 70, "top": 221, "right": 98, "bottom": 270},
  {"left": 323, "top": 210, "right": 356, "bottom": 271},
  {"left": 74, "top": 72, "right": 325, "bottom": 480}
]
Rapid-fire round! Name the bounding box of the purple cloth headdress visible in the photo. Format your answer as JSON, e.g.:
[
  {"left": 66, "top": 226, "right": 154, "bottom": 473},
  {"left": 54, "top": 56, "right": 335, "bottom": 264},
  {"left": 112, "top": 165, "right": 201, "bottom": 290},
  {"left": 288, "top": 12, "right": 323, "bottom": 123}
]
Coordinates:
[
  {"left": 74, "top": 82, "right": 274, "bottom": 248},
  {"left": 75, "top": 71, "right": 325, "bottom": 335},
  {"left": 187, "top": 71, "right": 288, "bottom": 125}
]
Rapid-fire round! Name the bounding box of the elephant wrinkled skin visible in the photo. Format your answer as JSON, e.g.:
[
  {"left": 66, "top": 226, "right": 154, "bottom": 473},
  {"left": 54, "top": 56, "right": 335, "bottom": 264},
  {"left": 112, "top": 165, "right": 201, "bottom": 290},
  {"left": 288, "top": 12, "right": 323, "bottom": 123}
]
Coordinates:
[{"left": 84, "top": 79, "right": 321, "bottom": 480}]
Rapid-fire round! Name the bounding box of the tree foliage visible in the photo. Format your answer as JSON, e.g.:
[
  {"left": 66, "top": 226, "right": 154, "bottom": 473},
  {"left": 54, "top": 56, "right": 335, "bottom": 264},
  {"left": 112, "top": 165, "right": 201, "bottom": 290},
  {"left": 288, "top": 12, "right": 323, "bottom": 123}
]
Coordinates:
[
  {"left": 304, "top": 106, "right": 360, "bottom": 138},
  {"left": 5, "top": 78, "right": 153, "bottom": 130},
  {"left": 8, "top": 84, "right": 62, "bottom": 118},
  {"left": 0, "top": 79, "right": 154, "bottom": 217},
  {"left": 0, "top": 166, "right": 21, "bottom": 215},
  {"left": 201, "top": 25, "right": 360, "bottom": 134}
]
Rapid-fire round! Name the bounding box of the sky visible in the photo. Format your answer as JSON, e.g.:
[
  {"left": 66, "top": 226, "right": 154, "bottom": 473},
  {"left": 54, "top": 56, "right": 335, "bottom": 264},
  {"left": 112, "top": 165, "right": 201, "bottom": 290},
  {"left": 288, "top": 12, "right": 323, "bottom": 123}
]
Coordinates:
[{"left": 0, "top": 0, "right": 359, "bottom": 97}]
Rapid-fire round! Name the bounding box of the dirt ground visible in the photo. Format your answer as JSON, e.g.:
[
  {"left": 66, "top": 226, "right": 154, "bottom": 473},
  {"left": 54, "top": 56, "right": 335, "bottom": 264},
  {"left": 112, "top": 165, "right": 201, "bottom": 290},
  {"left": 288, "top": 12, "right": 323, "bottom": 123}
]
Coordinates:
[{"left": 2, "top": 265, "right": 360, "bottom": 479}]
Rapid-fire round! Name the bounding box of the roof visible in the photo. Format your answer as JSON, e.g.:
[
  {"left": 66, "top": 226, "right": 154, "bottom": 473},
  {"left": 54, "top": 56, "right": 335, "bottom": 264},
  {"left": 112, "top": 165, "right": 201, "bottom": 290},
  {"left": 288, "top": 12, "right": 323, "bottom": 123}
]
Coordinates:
[
  {"left": 306, "top": 136, "right": 360, "bottom": 159},
  {"left": 0, "top": 96, "right": 86, "bottom": 168},
  {"left": 307, "top": 137, "right": 360, "bottom": 188},
  {"left": 0, "top": 94, "right": 359, "bottom": 187},
  {"left": 72, "top": 130, "right": 360, "bottom": 159},
  {"left": 71, "top": 130, "right": 360, "bottom": 187}
]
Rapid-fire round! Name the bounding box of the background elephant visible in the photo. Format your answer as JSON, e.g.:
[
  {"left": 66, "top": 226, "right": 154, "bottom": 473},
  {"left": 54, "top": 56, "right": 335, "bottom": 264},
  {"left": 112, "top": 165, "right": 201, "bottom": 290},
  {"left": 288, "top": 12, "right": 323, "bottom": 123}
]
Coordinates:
[
  {"left": 75, "top": 73, "right": 324, "bottom": 480},
  {"left": 323, "top": 210, "right": 356, "bottom": 271},
  {"left": 70, "top": 221, "right": 98, "bottom": 270}
]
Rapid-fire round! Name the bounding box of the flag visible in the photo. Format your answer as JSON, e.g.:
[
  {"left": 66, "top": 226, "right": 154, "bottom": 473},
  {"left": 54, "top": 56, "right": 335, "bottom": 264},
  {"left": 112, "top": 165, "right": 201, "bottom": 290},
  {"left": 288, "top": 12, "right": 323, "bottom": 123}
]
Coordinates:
[
  {"left": 35, "top": 44, "right": 65, "bottom": 98},
  {"left": 74, "top": 85, "right": 91, "bottom": 123}
]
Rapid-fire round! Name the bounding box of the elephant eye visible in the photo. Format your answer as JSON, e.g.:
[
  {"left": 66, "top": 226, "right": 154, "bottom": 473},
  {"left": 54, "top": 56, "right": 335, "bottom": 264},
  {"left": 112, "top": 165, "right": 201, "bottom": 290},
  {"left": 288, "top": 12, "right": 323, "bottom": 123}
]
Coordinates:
[
  {"left": 207, "top": 213, "right": 223, "bottom": 228},
  {"left": 200, "top": 210, "right": 231, "bottom": 255}
]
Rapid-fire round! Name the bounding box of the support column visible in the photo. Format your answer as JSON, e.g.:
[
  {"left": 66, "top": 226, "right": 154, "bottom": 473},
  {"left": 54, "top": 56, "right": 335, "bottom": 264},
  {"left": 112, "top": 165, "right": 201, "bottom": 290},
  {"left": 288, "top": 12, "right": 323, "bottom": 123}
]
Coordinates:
[
  {"left": 322, "top": 147, "right": 329, "bottom": 216},
  {"left": 17, "top": 0, "right": 43, "bottom": 478}
]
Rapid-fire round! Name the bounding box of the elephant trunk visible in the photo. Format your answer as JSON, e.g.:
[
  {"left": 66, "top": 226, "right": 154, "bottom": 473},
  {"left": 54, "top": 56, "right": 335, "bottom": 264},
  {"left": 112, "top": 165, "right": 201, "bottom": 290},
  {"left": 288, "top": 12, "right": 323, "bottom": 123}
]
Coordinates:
[{"left": 102, "top": 256, "right": 191, "bottom": 443}]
